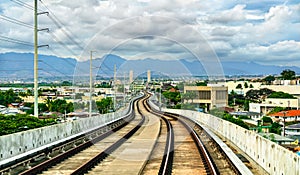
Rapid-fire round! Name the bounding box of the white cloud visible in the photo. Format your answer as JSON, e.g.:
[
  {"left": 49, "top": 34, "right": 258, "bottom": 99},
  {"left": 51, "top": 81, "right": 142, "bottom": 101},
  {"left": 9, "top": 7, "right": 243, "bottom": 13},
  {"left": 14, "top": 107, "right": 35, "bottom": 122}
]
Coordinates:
[{"left": 0, "top": 0, "right": 299, "bottom": 67}]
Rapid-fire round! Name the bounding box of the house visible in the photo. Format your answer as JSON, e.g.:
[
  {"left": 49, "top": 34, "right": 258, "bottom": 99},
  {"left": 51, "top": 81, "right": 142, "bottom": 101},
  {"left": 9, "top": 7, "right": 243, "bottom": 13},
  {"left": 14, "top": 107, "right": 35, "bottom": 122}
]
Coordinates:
[
  {"left": 249, "top": 98, "right": 300, "bottom": 115},
  {"left": 258, "top": 133, "right": 295, "bottom": 145},
  {"left": 268, "top": 110, "right": 300, "bottom": 123},
  {"left": 8, "top": 103, "right": 21, "bottom": 108},
  {"left": 0, "top": 105, "right": 6, "bottom": 112},
  {"left": 230, "top": 111, "right": 262, "bottom": 121},
  {"left": 285, "top": 123, "right": 300, "bottom": 140}
]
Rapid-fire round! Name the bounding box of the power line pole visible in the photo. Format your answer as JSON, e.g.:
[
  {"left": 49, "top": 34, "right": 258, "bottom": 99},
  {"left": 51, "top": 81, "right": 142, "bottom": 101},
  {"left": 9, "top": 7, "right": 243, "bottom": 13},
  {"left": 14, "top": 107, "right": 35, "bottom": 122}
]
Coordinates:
[
  {"left": 34, "top": 0, "right": 38, "bottom": 117},
  {"left": 33, "top": 0, "right": 48, "bottom": 117},
  {"left": 89, "top": 51, "right": 96, "bottom": 117},
  {"left": 114, "top": 64, "right": 116, "bottom": 110}
]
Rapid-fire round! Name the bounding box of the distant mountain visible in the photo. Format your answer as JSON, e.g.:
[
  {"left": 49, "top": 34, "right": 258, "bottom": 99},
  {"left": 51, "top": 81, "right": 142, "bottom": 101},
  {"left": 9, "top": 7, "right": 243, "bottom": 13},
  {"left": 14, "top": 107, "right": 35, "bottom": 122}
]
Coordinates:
[
  {"left": 1, "top": 52, "right": 300, "bottom": 80},
  {"left": 0, "top": 52, "right": 77, "bottom": 79},
  {"left": 221, "top": 61, "right": 300, "bottom": 75},
  {"left": 179, "top": 59, "right": 300, "bottom": 76}
]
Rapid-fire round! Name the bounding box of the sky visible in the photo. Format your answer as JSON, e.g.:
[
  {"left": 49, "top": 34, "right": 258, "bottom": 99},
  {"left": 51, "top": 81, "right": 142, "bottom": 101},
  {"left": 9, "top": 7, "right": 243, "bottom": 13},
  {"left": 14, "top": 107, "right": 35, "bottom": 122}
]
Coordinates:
[{"left": 0, "top": 0, "right": 300, "bottom": 67}]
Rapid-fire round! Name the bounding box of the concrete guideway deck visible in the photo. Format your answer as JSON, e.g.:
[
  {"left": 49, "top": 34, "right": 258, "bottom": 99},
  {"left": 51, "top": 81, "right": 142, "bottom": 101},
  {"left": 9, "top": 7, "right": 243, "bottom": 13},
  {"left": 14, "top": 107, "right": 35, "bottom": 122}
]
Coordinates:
[
  {"left": 87, "top": 106, "right": 160, "bottom": 175},
  {"left": 40, "top": 114, "right": 144, "bottom": 175}
]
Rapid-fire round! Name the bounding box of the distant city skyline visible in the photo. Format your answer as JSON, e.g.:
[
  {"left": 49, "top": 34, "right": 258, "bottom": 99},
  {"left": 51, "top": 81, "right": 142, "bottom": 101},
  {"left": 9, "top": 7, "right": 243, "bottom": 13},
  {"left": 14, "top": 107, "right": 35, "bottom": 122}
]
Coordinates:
[{"left": 0, "top": 0, "right": 299, "bottom": 67}]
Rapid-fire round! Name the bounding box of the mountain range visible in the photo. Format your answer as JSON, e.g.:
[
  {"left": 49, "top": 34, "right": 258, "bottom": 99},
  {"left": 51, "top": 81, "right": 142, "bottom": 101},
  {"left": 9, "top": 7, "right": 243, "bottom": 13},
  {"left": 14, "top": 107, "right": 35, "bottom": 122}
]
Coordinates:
[{"left": 1, "top": 52, "right": 299, "bottom": 80}]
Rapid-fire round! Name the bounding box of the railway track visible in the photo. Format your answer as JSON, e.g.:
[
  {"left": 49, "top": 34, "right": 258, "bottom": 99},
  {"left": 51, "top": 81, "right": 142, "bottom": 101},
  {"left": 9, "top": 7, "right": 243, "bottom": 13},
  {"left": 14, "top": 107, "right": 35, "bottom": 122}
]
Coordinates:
[
  {"left": 18, "top": 94, "right": 146, "bottom": 175},
  {"left": 7, "top": 92, "right": 249, "bottom": 175},
  {"left": 141, "top": 95, "right": 218, "bottom": 175}
]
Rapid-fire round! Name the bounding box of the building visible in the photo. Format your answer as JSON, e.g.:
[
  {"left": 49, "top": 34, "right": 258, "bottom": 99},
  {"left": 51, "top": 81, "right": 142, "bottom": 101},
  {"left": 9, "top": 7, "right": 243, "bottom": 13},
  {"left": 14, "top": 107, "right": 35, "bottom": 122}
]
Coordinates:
[
  {"left": 268, "top": 110, "right": 300, "bottom": 123},
  {"left": 249, "top": 98, "right": 300, "bottom": 115},
  {"left": 285, "top": 123, "right": 300, "bottom": 140},
  {"left": 260, "top": 85, "right": 300, "bottom": 98},
  {"left": 129, "top": 70, "right": 133, "bottom": 84},
  {"left": 147, "top": 70, "right": 151, "bottom": 83},
  {"left": 184, "top": 84, "right": 228, "bottom": 111},
  {"left": 220, "top": 81, "right": 261, "bottom": 95}
]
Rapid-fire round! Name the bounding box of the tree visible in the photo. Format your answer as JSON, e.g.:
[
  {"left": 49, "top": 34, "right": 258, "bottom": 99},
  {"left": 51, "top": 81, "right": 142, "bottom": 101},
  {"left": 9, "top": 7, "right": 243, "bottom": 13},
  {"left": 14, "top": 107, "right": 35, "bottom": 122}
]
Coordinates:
[
  {"left": 281, "top": 69, "right": 295, "bottom": 80},
  {"left": 270, "top": 122, "right": 281, "bottom": 135},
  {"left": 182, "top": 91, "right": 196, "bottom": 103},
  {"left": 96, "top": 97, "right": 113, "bottom": 114},
  {"left": 244, "top": 82, "right": 248, "bottom": 88},
  {"left": 268, "top": 91, "right": 295, "bottom": 99},
  {"left": 262, "top": 116, "right": 273, "bottom": 124},
  {"left": 162, "top": 91, "right": 181, "bottom": 105},
  {"left": 244, "top": 100, "right": 250, "bottom": 111},
  {"left": 0, "top": 89, "right": 22, "bottom": 106},
  {"left": 245, "top": 88, "right": 273, "bottom": 103},
  {"left": 268, "top": 107, "right": 286, "bottom": 115},
  {"left": 249, "top": 84, "right": 254, "bottom": 88},
  {"left": 236, "top": 84, "right": 242, "bottom": 89},
  {"left": 263, "top": 75, "right": 275, "bottom": 85}
]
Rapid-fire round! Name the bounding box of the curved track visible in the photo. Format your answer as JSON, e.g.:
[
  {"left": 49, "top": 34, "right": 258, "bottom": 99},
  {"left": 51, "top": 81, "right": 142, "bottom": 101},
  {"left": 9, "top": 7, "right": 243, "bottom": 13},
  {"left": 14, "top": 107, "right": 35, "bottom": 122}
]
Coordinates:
[
  {"left": 19, "top": 95, "right": 145, "bottom": 175},
  {"left": 12, "top": 92, "right": 244, "bottom": 175},
  {"left": 141, "top": 94, "right": 218, "bottom": 175}
]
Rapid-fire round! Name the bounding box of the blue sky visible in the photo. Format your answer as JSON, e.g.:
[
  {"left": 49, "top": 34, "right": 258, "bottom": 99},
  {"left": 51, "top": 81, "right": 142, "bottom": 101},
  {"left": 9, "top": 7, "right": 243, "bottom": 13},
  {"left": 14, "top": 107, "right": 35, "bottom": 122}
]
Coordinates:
[{"left": 0, "top": 0, "right": 299, "bottom": 67}]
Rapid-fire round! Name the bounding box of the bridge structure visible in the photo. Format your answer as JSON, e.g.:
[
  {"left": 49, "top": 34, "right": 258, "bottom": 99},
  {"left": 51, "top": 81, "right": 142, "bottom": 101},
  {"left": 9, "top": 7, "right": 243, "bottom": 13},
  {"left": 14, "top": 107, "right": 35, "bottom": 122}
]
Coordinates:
[{"left": 0, "top": 93, "right": 299, "bottom": 175}]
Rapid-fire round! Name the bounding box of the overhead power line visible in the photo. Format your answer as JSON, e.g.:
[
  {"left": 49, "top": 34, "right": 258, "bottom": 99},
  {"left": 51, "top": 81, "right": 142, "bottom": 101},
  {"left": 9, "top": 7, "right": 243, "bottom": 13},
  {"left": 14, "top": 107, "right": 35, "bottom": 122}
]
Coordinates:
[
  {"left": 0, "top": 35, "right": 33, "bottom": 47},
  {"left": 39, "top": 60, "right": 68, "bottom": 76},
  {"left": 0, "top": 15, "right": 33, "bottom": 29},
  {"left": 10, "top": 0, "right": 34, "bottom": 10},
  {"left": 39, "top": 0, "right": 84, "bottom": 50}
]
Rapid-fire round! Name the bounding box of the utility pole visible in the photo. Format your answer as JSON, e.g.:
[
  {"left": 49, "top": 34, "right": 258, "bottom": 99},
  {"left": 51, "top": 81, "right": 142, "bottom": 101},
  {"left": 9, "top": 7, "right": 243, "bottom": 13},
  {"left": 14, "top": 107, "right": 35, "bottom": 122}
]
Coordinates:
[
  {"left": 114, "top": 64, "right": 116, "bottom": 110},
  {"left": 33, "top": 1, "right": 48, "bottom": 117},
  {"left": 34, "top": 0, "right": 38, "bottom": 117},
  {"left": 89, "top": 51, "right": 96, "bottom": 117},
  {"left": 123, "top": 72, "right": 126, "bottom": 106}
]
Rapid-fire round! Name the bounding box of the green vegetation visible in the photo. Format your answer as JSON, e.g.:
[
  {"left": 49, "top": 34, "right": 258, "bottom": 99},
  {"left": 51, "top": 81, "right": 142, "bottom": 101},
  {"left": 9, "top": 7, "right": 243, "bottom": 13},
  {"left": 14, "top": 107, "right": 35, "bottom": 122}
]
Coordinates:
[
  {"left": 209, "top": 109, "right": 249, "bottom": 129},
  {"left": 281, "top": 69, "right": 295, "bottom": 80},
  {"left": 228, "top": 90, "right": 248, "bottom": 110},
  {"left": 196, "top": 80, "right": 208, "bottom": 86},
  {"left": 0, "top": 81, "right": 73, "bottom": 88},
  {"left": 25, "top": 99, "right": 74, "bottom": 115},
  {"left": 236, "top": 83, "right": 242, "bottom": 89},
  {"left": 245, "top": 88, "right": 273, "bottom": 103},
  {"left": 95, "top": 83, "right": 112, "bottom": 88},
  {"left": 268, "top": 107, "right": 286, "bottom": 115},
  {"left": 0, "top": 114, "right": 56, "bottom": 136},
  {"left": 162, "top": 91, "right": 181, "bottom": 105},
  {"left": 263, "top": 75, "right": 275, "bottom": 85},
  {"left": 181, "top": 91, "right": 196, "bottom": 103},
  {"left": 268, "top": 91, "right": 295, "bottom": 99},
  {"left": 0, "top": 89, "right": 22, "bottom": 106},
  {"left": 269, "top": 122, "right": 281, "bottom": 135},
  {"left": 222, "top": 113, "right": 249, "bottom": 129},
  {"left": 262, "top": 116, "right": 273, "bottom": 124},
  {"left": 96, "top": 97, "right": 113, "bottom": 114},
  {"left": 209, "top": 108, "right": 225, "bottom": 118}
]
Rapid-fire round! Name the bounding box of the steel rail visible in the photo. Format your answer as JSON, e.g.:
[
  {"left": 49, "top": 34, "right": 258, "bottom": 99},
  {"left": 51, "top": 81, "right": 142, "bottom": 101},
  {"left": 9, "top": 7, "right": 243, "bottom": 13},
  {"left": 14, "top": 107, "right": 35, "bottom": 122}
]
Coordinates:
[{"left": 70, "top": 95, "right": 147, "bottom": 175}]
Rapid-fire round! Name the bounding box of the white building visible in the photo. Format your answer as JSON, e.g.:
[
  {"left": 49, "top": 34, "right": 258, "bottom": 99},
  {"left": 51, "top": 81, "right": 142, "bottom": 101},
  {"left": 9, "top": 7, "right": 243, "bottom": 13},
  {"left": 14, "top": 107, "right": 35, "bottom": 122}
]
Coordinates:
[
  {"left": 249, "top": 98, "right": 300, "bottom": 114},
  {"left": 220, "top": 81, "right": 262, "bottom": 95}
]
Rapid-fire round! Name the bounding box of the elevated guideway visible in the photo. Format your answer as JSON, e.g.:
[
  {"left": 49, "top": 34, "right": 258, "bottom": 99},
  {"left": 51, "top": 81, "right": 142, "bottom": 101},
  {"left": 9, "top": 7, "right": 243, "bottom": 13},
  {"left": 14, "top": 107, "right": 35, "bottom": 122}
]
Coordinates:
[
  {"left": 148, "top": 95, "right": 300, "bottom": 175},
  {"left": 0, "top": 95, "right": 143, "bottom": 172}
]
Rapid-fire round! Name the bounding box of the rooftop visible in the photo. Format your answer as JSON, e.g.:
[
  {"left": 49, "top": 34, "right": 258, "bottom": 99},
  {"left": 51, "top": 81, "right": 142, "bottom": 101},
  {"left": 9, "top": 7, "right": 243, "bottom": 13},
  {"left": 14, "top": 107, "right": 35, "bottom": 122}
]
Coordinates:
[
  {"left": 269, "top": 110, "right": 300, "bottom": 117},
  {"left": 286, "top": 123, "right": 300, "bottom": 129}
]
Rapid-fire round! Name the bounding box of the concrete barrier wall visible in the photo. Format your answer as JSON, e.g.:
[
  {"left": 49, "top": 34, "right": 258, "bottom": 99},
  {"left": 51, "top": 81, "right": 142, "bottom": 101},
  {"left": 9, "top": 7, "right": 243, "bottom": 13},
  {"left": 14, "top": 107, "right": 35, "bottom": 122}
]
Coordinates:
[
  {"left": 0, "top": 105, "right": 130, "bottom": 161},
  {"left": 163, "top": 109, "right": 300, "bottom": 175}
]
